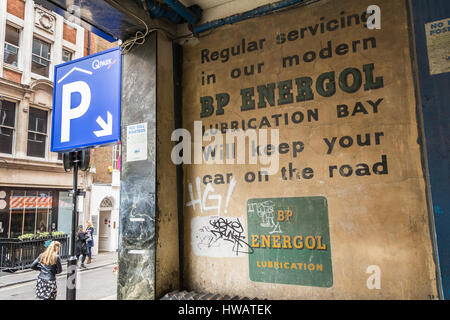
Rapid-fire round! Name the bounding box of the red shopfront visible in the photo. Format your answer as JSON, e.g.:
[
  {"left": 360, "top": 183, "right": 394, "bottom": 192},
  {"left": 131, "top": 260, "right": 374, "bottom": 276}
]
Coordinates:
[{"left": 0, "top": 187, "right": 71, "bottom": 238}]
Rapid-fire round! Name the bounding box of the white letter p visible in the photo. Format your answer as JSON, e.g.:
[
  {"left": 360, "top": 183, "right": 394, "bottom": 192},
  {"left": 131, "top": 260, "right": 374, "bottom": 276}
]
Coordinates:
[{"left": 61, "top": 81, "right": 91, "bottom": 143}]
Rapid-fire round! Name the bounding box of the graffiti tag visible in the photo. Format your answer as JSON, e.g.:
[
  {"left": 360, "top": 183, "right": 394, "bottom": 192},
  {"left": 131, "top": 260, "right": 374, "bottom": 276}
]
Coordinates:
[{"left": 208, "top": 217, "right": 254, "bottom": 256}]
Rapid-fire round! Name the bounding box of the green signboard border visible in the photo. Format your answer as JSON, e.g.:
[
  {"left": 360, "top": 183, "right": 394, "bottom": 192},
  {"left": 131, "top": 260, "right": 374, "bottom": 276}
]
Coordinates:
[{"left": 247, "top": 196, "right": 333, "bottom": 288}]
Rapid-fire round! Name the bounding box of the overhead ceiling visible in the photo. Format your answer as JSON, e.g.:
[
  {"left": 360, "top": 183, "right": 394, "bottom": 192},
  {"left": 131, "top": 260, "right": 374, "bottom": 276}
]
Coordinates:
[
  {"left": 34, "top": 0, "right": 147, "bottom": 41},
  {"left": 34, "top": 0, "right": 292, "bottom": 40},
  {"left": 179, "top": 0, "right": 278, "bottom": 24},
  {"left": 179, "top": 0, "right": 233, "bottom": 9}
]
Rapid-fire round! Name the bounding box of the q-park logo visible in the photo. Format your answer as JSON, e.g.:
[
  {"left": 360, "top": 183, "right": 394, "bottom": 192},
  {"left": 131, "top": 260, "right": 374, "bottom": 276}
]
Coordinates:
[{"left": 92, "top": 58, "right": 117, "bottom": 70}]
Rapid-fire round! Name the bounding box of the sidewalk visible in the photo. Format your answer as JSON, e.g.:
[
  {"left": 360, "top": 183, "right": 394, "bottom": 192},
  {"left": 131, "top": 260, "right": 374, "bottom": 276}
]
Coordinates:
[{"left": 0, "top": 251, "right": 117, "bottom": 289}]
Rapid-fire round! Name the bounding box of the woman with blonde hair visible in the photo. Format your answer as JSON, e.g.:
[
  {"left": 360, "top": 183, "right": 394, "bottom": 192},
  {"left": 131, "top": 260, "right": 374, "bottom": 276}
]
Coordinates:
[
  {"left": 85, "top": 220, "right": 95, "bottom": 264},
  {"left": 30, "top": 241, "right": 62, "bottom": 300}
]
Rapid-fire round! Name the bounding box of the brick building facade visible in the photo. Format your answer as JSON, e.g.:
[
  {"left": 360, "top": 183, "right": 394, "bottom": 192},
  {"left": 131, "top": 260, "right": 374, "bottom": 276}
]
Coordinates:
[{"left": 0, "top": 0, "right": 119, "bottom": 253}]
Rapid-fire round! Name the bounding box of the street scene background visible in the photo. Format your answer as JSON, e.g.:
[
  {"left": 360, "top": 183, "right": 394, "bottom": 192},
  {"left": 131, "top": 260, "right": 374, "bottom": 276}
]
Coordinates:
[{"left": 0, "top": 252, "right": 117, "bottom": 300}]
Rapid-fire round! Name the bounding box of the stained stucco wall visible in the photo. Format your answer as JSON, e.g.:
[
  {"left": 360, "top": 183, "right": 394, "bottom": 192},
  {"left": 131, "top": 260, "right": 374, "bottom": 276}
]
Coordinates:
[
  {"left": 156, "top": 33, "right": 180, "bottom": 298},
  {"left": 91, "top": 146, "right": 113, "bottom": 184},
  {"left": 180, "top": 0, "right": 438, "bottom": 299}
]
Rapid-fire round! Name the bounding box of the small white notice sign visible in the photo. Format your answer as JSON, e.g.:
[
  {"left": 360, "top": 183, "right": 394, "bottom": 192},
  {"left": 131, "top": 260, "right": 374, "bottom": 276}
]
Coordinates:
[
  {"left": 126, "top": 123, "right": 147, "bottom": 162},
  {"left": 425, "top": 18, "right": 450, "bottom": 75}
]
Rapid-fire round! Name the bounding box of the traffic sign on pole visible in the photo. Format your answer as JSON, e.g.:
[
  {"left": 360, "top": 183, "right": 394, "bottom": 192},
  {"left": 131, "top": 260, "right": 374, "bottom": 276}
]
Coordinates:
[
  {"left": 50, "top": 47, "right": 121, "bottom": 300},
  {"left": 51, "top": 47, "right": 121, "bottom": 152}
]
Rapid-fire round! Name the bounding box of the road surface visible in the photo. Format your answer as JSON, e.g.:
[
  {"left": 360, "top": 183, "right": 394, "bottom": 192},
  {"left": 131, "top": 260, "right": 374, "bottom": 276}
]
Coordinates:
[{"left": 0, "top": 264, "right": 117, "bottom": 300}]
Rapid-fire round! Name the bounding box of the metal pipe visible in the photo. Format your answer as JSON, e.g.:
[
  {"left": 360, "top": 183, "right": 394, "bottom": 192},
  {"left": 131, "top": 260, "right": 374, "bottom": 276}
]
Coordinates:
[
  {"left": 87, "top": 30, "right": 91, "bottom": 56},
  {"left": 70, "top": 160, "right": 79, "bottom": 257},
  {"left": 193, "top": 0, "right": 304, "bottom": 34},
  {"left": 162, "top": 0, "right": 200, "bottom": 25},
  {"left": 143, "top": 0, "right": 183, "bottom": 24}
]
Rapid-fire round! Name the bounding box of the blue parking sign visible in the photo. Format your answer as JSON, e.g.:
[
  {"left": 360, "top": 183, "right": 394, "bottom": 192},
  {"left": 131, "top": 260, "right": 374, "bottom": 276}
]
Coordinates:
[{"left": 51, "top": 47, "right": 121, "bottom": 152}]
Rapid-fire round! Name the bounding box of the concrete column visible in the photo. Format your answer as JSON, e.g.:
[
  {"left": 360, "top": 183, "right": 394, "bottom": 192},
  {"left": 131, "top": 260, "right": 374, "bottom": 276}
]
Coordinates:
[
  {"left": 74, "top": 24, "right": 84, "bottom": 59},
  {"left": 15, "top": 96, "right": 30, "bottom": 158},
  {"left": 117, "top": 31, "right": 180, "bottom": 300},
  {"left": 21, "top": 0, "right": 34, "bottom": 84},
  {"left": 53, "top": 14, "right": 63, "bottom": 65},
  {"left": 117, "top": 32, "right": 158, "bottom": 300},
  {"left": 0, "top": 0, "right": 8, "bottom": 78}
]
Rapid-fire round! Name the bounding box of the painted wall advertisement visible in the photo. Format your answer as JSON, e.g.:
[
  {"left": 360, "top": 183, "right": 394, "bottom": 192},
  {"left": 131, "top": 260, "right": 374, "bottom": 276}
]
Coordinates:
[
  {"left": 181, "top": 0, "right": 437, "bottom": 299},
  {"left": 248, "top": 197, "right": 332, "bottom": 287}
]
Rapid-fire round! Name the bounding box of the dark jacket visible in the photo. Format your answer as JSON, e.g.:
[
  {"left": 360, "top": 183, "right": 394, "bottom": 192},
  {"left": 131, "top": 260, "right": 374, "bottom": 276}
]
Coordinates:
[
  {"left": 30, "top": 254, "right": 62, "bottom": 281},
  {"left": 75, "top": 231, "right": 88, "bottom": 256},
  {"left": 86, "top": 227, "right": 94, "bottom": 247}
]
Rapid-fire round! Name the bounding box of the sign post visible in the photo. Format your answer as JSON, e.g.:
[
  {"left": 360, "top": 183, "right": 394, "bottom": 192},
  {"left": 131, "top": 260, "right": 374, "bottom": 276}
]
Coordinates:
[
  {"left": 64, "top": 150, "right": 90, "bottom": 300},
  {"left": 66, "top": 156, "right": 79, "bottom": 300},
  {"left": 51, "top": 47, "right": 121, "bottom": 300}
]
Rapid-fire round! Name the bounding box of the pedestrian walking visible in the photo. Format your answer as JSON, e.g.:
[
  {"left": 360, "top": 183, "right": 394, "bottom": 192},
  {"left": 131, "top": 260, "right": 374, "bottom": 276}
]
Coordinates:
[
  {"left": 86, "top": 220, "right": 95, "bottom": 264},
  {"left": 75, "top": 225, "right": 88, "bottom": 268},
  {"left": 112, "top": 263, "right": 118, "bottom": 275},
  {"left": 39, "top": 222, "right": 46, "bottom": 233},
  {"left": 30, "top": 241, "right": 62, "bottom": 300}
]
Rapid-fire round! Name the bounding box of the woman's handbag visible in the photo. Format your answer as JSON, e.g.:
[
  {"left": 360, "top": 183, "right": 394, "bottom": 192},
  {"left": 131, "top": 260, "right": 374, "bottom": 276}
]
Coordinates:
[{"left": 86, "top": 230, "right": 93, "bottom": 243}]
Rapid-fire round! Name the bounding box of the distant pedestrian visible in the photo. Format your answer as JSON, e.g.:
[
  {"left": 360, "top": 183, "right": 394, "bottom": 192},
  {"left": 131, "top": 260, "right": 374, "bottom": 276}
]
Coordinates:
[
  {"left": 30, "top": 241, "right": 62, "bottom": 300},
  {"left": 86, "top": 221, "right": 95, "bottom": 264},
  {"left": 75, "top": 225, "right": 88, "bottom": 268},
  {"left": 39, "top": 222, "right": 46, "bottom": 233},
  {"left": 112, "top": 263, "right": 118, "bottom": 275}
]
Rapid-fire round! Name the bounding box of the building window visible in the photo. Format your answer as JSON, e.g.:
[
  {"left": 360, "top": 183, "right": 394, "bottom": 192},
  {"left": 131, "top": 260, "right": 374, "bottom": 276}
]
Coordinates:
[
  {"left": 8, "top": 190, "right": 52, "bottom": 238},
  {"left": 27, "top": 107, "right": 48, "bottom": 158},
  {"left": 31, "top": 37, "right": 51, "bottom": 77},
  {"left": 100, "top": 197, "right": 113, "bottom": 209},
  {"left": 112, "top": 143, "right": 121, "bottom": 170},
  {"left": 0, "top": 100, "right": 16, "bottom": 154},
  {"left": 4, "top": 25, "right": 20, "bottom": 67},
  {"left": 62, "top": 48, "right": 73, "bottom": 62}
]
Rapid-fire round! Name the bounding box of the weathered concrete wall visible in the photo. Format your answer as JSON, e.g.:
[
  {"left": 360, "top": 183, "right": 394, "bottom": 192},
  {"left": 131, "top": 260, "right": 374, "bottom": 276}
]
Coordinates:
[
  {"left": 182, "top": 0, "right": 276, "bottom": 24},
  {"left": 180, "top": 0, "right": 438, "bottom": 299},
  {"left": 155, "top": 32, "right": 180, "bottom": 298}
]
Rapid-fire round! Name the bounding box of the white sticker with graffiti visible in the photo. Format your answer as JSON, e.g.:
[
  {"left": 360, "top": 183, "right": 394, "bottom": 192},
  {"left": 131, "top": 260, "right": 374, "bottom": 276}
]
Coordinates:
[
  {"left": 247, "top": 200, "right": 283, "bottom": 234},
  {"left": 191, "top": 215, "right": 254, "bottom": 258}
]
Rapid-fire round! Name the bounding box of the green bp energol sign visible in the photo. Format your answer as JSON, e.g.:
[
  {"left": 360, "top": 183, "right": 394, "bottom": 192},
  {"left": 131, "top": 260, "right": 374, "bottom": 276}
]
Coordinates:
[{"left": 247, "top": 196, "right": 333, "bottom": 287}]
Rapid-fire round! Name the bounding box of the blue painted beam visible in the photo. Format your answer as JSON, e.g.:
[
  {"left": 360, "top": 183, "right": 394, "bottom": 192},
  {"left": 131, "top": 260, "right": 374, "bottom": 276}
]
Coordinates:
[
  {"left": 193, "top": 0, "right": 304, "bottom": 34},
  {"left": 143, "top": 0, "right": 183, "bottom": 24},
  {"left": 411, "top": 0, "right": 450, "bottom": 300},
  {"left": 162, "top": 0, "right": 201, "bottom": 25}
]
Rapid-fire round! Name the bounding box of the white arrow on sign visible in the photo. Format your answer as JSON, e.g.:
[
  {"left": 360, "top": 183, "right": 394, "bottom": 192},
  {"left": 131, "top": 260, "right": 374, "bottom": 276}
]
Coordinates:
[{"left": 93, "top": 111, "right": 113, "bottom": 137}]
